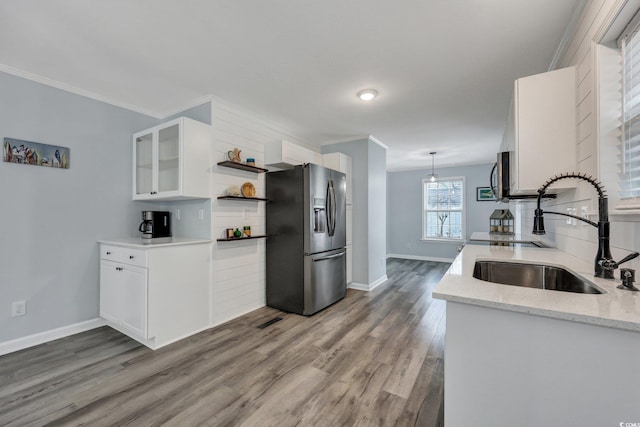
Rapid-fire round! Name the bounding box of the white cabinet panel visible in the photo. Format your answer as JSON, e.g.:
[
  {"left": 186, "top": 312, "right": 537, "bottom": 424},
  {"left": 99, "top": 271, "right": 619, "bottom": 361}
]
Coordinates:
[
  {"left": 133, "top": 117, "right": 211, "bottom": 200},
  {"left": 346, "top": 244, "right": 353, "bottom": 284},
  {"left": 265, "top": 140, "right": 322, "bottom": 169},
  {"left": 505, "top": 66, "right": 577, "bottom": 194},
  {"left": 99, "top": 260, "right": 120, "bottom": 324},
  {"left": 120, "top": 265, "right": 148, "bottom": 339},
  {"left": 346, "top": 204, "right": 353, "bottom": 246}
]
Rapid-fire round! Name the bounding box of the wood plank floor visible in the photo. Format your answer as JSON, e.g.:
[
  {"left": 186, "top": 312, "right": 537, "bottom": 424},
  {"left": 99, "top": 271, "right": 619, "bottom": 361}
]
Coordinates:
[{"left": 0, "top": 258, "right": 449, "bottom": 427}]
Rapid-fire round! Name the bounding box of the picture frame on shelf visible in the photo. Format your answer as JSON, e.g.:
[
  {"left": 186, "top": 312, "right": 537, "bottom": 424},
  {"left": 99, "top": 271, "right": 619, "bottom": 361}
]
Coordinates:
[{"left": 476, "top": 187, "right": 496, "bottom": 201}]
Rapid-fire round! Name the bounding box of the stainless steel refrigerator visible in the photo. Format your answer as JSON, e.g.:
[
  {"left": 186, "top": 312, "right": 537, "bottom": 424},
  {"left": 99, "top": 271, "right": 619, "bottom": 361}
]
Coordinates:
[{"left": 266, "top": 163, "right": 347, "bottom": 315}]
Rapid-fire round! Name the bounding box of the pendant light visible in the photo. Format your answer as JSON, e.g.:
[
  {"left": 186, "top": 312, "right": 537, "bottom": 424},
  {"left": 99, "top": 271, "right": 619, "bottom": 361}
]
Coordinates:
[{"left": 428, "top": 151, "right": 439, "bottom": 182}]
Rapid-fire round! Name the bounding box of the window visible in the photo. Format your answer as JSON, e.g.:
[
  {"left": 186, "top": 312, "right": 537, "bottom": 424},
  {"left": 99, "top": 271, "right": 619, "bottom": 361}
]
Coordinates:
[
  {"left": 619, "top": 12, "right": 640, "bottom": 208},
  {"left": 422, "top": 177, "right": 465, "bottom": 240}
]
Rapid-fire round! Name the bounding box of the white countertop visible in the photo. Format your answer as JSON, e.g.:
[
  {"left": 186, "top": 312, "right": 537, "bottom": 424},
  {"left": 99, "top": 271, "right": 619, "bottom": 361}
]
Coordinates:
[
  {"left": 99, "top": 237, "right": 212, "bottom": 248},
  {"left": 433, "top": 245, "right": 640, "bottom": 332},
  {"left": 468, "top": 231, "right": 553, "bottom": 246}
]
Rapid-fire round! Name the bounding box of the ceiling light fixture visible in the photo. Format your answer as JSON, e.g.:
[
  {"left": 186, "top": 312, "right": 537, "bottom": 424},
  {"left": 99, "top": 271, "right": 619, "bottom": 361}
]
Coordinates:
[
  {"left": 428, "top": 151, "right": 439, "bottom": 182},
  {"left": 357, "top": 89, "right": 378, "bottom": 101}
]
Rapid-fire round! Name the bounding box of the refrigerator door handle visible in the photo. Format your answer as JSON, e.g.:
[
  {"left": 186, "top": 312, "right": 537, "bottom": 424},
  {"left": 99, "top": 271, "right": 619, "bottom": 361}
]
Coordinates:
[
  {"left": 327, "top": 180, "right": 333, "bottom": 236},
  {"left": 326, "top": 180, "right": 336, "bottom": 236},
  {"left": 313, "top": 251, "right": 346, "bottom": 261},
  {"left": 331, "top": 180, "right": 337, "bottom": 234}
]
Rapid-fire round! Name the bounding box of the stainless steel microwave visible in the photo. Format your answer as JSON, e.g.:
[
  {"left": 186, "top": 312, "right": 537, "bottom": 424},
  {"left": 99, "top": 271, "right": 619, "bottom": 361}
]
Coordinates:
[
  {"left": 490, "top": 152, "right": 510, "bottom": 202},
  {"left": 490, "top": 152, "right": 549, "bottom": 202}
]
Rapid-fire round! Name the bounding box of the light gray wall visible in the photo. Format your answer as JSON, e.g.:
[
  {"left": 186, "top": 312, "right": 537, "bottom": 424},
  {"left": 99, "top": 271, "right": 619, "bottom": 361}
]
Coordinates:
[
  {"left": 387, "top": 163, "right": 501, "bottom": 260},
  {"left": 0, "top": 70, "right": 162, "bottom": 343},
  {"left": 368, "top": 141, "right": 387, "bottom": 281},
  {"left": 322, "top": 138, "right": 387, "bottom": 285}
]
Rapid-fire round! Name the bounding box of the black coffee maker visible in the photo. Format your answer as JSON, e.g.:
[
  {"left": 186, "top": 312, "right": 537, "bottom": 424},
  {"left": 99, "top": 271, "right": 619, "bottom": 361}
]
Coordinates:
[{"left": 139, "top": 211, "right": 171, "bottom": 240}]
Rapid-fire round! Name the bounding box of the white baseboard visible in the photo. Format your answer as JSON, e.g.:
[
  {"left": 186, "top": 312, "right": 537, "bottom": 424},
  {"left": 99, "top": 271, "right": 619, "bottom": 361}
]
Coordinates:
[
  {"left": 386, "top": 253, "right": 454, "bottom": 263},
  {"left": 349, "top": 274, "right": 388, "bottom": 292},
  {"left": 0, "top": 318, "right": 106, "bottom": 356}
]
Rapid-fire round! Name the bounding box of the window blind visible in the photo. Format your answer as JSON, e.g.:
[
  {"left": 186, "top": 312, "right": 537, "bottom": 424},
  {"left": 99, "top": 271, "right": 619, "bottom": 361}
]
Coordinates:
[{"left": 620, "top": 19, "right": 640, "bottom": 207}]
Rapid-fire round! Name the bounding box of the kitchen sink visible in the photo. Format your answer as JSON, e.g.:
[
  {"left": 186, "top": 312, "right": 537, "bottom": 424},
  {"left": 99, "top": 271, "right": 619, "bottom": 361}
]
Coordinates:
[{"left": 472, "top": 260, "right": 603, "bottom": 294}]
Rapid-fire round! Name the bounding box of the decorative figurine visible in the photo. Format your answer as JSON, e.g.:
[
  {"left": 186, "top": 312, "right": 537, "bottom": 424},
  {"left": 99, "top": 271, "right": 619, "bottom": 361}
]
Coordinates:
[{"left": 227, "top": 148, "right": 242, "bottom": 163}]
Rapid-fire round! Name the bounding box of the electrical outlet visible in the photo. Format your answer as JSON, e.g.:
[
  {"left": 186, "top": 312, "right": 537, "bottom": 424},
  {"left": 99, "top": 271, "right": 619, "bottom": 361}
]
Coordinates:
[
  {"left": 198, "top": 209, "right": 204, "bottom": 220},
  {"left": 12, "top": 300, "right": 26, "bottom": 317},
  {"left": 243, "top": 209, "right": 248, "bottom": 219},
  {"left": 175, "top": 209, "right": 181, "bottom": 221},
  {"left": 566, "top": 208, "right": 577, "bottom": 225}
]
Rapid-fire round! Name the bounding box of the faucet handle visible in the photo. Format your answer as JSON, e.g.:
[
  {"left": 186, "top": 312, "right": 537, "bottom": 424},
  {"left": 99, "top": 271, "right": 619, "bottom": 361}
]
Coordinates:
[
  {"left": 617, "top": 268, "right": 638, "bottom": 291},
  {"left": 602, "top": 252, "right": 640, "bottom": 272},
  {"left": 617, "top": 252, "right": 639, "bottom": 267}
]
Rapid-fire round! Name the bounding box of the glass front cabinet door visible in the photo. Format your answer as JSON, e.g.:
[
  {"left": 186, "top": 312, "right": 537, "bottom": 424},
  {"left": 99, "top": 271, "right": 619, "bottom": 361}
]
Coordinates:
[{"left": 132, "top": 117, "right": 211, "bottom": 200}]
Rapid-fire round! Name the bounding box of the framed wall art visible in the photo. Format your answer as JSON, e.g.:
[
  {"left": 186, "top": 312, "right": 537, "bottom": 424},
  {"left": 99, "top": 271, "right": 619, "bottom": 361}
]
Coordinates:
[
  {"left": 3, "top": 137, "right": 70, "bottom": 169},
  {"left": 476, "top": 187, "right": 496, "bottom": 201}
]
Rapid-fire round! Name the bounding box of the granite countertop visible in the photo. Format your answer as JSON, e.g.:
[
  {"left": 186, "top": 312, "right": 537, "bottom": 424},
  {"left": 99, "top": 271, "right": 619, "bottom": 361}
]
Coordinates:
[
  {"left": 99, "top": 237, "right": 212, "bottom": 248},
  {"left": 433, "top": 244, "right": 640, "bottom": 332}
]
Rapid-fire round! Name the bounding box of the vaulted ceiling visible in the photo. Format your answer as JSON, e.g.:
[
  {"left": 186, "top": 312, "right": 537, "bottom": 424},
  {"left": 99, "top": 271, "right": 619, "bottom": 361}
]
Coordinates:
[{"left": 0, "top": 0, "right": 584, "bottom": 170}]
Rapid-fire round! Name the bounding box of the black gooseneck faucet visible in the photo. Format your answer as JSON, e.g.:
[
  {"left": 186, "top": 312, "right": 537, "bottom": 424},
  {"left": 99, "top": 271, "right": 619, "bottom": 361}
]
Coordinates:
[{"left": 531, "top": 173, "right": 639, "bottom": 279}]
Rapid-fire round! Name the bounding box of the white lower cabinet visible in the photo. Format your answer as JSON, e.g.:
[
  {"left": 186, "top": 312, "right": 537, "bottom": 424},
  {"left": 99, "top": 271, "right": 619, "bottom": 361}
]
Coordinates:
[
  {"left": 120, "top": 264, "right": 148, "bottom": 338},
  {"left": 99, "top": 241, "right": 210, "bottom": 349},
  {"left": 100, "top": 260, "right": 148, "bottom": 338}
]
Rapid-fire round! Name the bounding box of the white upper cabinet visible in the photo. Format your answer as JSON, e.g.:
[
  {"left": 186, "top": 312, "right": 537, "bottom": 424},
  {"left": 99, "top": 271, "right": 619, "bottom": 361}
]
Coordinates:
[
  {"left": 265, "top": 140, "right": 322, "bottom": 169},
  {"left": 133, "top": 117, "right": 211, "bottom": 200},
  {"left": 504, "top": 66, "right": 577, "bottom": 194}
]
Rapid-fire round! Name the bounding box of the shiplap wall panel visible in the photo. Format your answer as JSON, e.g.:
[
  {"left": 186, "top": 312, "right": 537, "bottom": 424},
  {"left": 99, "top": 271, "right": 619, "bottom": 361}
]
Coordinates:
[
  {"left": 209, "top": 99, "right": 319, "bottom": 327},
  {"left": 519, "top": 0, "right": 640, "bottom": 276}
]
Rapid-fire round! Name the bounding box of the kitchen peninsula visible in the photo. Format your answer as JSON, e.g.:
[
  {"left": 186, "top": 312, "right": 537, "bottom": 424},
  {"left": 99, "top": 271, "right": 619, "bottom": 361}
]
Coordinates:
[{"left": 433, "top": 244, "right": 640, "bottom": 426}]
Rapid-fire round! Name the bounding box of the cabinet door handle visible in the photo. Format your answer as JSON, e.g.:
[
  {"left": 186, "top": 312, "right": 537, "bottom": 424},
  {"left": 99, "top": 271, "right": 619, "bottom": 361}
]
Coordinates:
[
  {"left": 106, "top": 251, "right": 111, "bottom": 255},
  {"left": 129, "top": 255, "right": 134, "bottom": 259},
  {"left": 151, "top": 191, "right": 157, "bottom": 195}
]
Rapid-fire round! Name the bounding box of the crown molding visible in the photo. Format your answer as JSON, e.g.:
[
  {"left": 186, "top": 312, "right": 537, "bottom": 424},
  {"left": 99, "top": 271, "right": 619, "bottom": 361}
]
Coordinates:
[
  {"left": 320, "top": 134, "right": 389, "bottom": 150},
  {"left": 156, "top": 95, "right": 214, "bottom": 119},
  {"left": 0, "top": 63, "right": 165, "bottom": 118},
  {"left": 368, "top": 135, "right": 389, "bottom": 150},
  {"left": 320, "top": 135, "right": 370, "bottom": 145}
]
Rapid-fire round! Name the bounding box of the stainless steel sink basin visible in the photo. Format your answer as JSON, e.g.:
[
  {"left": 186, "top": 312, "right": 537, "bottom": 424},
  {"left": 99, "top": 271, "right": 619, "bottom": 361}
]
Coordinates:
[{"left": 472, "top": 261, "right": 603, "bottom": 294}]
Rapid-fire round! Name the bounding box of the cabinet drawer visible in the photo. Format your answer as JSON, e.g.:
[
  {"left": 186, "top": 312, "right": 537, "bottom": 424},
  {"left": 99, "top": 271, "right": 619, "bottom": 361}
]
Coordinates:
[
  {"left": 121, "top": 248, "right": 148, "bottom": 268},
  {"left": 101, "top": 245, "right": 122, "bottom": 262},
  {"left": 100, "top": 245, "right": 148, "bottom": 268}
]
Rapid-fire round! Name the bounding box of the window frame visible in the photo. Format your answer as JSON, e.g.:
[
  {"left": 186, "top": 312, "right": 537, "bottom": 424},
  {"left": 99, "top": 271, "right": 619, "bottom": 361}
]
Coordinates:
[
  {"left": 619, "top": 20, "right": 640, "bottom": 208},
  {"left": 421, "top": 176, "right": 466, "bottom": 242}
]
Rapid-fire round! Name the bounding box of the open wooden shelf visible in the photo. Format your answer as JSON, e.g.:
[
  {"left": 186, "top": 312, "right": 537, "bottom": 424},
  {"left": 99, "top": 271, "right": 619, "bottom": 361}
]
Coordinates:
[
  {"left": 216, "top": 235, "right": 268, "bottom": 242},
  {"left": 217, "top": 196, "right": 268, "bottom": 202},
  {"left": 217, "top": 161, "right": 268, "bottom": 173}
]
